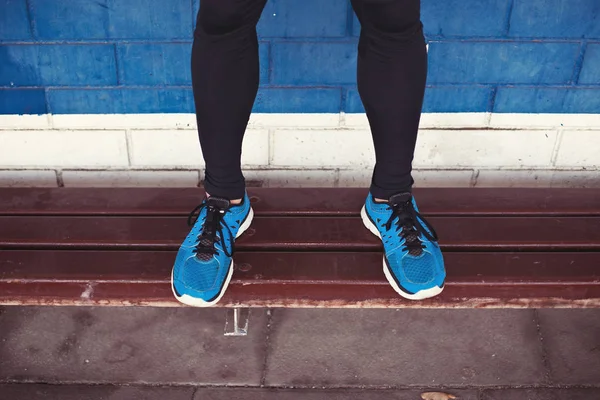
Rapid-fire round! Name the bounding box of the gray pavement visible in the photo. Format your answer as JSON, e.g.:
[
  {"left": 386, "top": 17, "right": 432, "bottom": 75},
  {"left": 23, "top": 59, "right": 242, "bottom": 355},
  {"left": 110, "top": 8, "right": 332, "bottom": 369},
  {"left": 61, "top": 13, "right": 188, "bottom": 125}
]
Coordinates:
[{"left": 1, "top": 307, "right": 599, "bottom": 399}]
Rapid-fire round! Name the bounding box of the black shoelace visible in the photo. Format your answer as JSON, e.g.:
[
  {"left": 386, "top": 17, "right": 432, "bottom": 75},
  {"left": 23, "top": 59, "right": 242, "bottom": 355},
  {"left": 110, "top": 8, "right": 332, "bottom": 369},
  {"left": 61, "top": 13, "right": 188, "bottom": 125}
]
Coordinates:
[
  {"left": 187, "top": 202, "right": 234, "bottom": 260},
  {"left": 385, "top": 198, "right": 439, "bottom": 256}
]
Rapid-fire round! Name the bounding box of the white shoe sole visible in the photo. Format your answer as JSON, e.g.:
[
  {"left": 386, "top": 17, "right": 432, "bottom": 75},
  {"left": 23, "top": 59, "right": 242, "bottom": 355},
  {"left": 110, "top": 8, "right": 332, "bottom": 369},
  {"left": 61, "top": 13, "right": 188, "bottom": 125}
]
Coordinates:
[
  {"left": 360, "top": 205, "right": 443, "bottom": 301},
  {"left": 172, "top": 207, "right": 255, "bottom": 307}
]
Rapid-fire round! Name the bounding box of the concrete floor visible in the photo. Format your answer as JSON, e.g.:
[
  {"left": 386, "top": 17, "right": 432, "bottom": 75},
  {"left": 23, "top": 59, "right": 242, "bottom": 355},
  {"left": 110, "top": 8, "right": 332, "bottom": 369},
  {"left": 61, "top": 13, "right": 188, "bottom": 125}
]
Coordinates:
[{"left": 0, "top": 307, "right": 599, "bottom": 399}]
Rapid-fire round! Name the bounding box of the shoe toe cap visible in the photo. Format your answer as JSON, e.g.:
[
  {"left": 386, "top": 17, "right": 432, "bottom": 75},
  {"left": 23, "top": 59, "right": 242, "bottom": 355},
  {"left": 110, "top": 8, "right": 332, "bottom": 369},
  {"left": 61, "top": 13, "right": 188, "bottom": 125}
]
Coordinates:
[
  {"left": 173, "top": 252, "right": 223, "bottom": 300},
  {"left": 388, "top": 249, "right": 445, "bottom": 292}
]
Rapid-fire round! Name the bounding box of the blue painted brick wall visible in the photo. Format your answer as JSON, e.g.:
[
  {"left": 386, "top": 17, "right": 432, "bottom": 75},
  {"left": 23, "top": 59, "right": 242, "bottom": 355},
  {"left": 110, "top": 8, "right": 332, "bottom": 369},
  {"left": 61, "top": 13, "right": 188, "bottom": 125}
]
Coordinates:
[{"left": 1, "top": 0, "right": 599, "bottom": 115}]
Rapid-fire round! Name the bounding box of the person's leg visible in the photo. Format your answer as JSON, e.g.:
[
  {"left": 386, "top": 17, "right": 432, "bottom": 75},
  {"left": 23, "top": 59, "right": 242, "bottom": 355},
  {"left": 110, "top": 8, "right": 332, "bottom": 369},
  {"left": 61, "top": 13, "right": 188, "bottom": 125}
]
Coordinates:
[
  {"left": 172, "top": 0, "right": 266, "bottom": 307},
  {"left": 351, "top": 0, "right": 427, "bottom": 200},
  {"left": 192, "top": 0, "right": 267, "bottom": 200},
  {"left": 354, "top": 0, "right": 445, "bottom": 301}
]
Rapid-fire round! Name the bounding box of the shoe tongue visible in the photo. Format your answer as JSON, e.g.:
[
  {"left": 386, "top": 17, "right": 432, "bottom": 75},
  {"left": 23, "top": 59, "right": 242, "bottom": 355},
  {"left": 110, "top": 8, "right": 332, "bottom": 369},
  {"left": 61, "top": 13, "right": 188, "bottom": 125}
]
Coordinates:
[
  {"left": 206, "top": 196, "right": 230, "bottom": 210},
  {"left": 388, "top": 192, "right": 412, "bottom": 206}
]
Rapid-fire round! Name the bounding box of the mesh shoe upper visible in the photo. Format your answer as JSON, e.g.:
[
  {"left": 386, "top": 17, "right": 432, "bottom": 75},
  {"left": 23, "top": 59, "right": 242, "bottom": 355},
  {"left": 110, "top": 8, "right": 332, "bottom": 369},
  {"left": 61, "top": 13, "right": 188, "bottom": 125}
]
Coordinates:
[
  {"left": 364, "top": 192, "right": 445, "bottom": 295},
  {"left": 172, "top": 193, "right": 252, "bottom": 302}
]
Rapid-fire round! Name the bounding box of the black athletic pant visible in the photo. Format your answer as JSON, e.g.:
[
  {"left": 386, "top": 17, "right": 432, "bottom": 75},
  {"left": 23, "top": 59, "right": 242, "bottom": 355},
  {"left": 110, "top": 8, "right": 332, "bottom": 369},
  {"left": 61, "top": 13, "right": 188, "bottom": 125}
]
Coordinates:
[{"left": 192, "top": 0, "right": 427, "bottom": 200}]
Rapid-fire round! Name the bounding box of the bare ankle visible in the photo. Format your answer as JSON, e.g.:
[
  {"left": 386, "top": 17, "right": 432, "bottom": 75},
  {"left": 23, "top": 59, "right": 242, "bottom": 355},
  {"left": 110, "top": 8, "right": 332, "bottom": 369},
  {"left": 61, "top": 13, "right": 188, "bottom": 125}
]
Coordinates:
[{"left": 205, "top": 192, "right": 243, "bottom": 205}]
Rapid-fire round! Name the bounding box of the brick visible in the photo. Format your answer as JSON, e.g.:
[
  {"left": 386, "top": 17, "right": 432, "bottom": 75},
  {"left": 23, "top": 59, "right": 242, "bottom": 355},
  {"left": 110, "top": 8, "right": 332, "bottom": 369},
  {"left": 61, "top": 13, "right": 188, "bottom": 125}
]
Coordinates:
[
  {"left": 271, "top": 42, "right": 357, "bottom": 85},
  {"left": 62, "top": 170, "right": 199, "bottom": 187},
  {"left": 509, "top": 0, "right": 600, "bottom": 39},
  {"left": 351, "top": 12, "right": 360, "bottom": 37},
  {"left": 0, "top": 130, "right": 128, "bottom": 167},
  {"left": 253, "top": 88, "right": 342, "bottom": 113},
  {"left": 419, "top": 113, "right": 489, "bottom": 129},
  {"left": 118, "top": 44, "right": 192, "bottom": 85},
  {"left": 241, "top": 130, "right": 270, "bottom": 166},
  {"left": 548, "top": 170, "right": 600, "bottom": 188},
  {"left": 344, "top": 89, "right": 363, "bottom": 113},
  {"left": 489, "top": 113, "right": 600, "bottom": 129},
  {"left": 0, "top": 384, "right": 195, "bottom": 400},
  {"left": 0, "top": 45, "right": 42, "bottom": 86},
  {"left": 129, "top": 129, "right": 268, "bottom": 167},
  {"left": 271, "top": 130, "right": 374, "bottom": 167},
  {"left": 0, "top": 0, "right": 32, "bottom": 40},
  {"left": 555, "top": 130, "right": 600, "bottom": 167},
  {"left": 353, "top": 0, "right": 511, "bottom": 38},
  {"left": 52, "top": 114, "right": 196, "bottom": 130},
  {"left": 414, "top": 169, "right": 475, "bottom": 187},
  {"left": 29, "top": 0, "right": 109, "bottom": 40},
  {"left": 494, "top": 87, "right": 600, "bottom": 113},
  {"left": 578, "top": 43, "right": 600, "bottom": 84},
  {"left": 0, "top": 307, "right": 267, "bottom": 384},
  {"left": 343, "top": 113, "right": 369, "bottom": 127},
  {"left": 413, "top": 130, "right": 558, "bottom": 168},
  {"left": 259, "top": 42, "right": 269, "bottom": 84},
  {"left": 0, "top": 170, "right": 57, "bottom": 187},
  {"left": 428, "top": 41, "right": 579, "bottom": 84},
  {"left": 129, "top": 129, "right": 201, "bottom": 167},
  {"left": 424, "top": 86, "right": 493, "bottom": 113},
  {"left": 346, "top": 85, "right": 493, "bottom": 113},
  {"left": 265, "top": 309, "right": 545, "bottom": 385},
  {"left": 243, "top": 169, "right": 337, "bottom": 188},
  {"left": 108, "top": 0, "right": 193, "bottom": 39},
  {"left": 192, "top": 388, "right": 477, "bottom": 400},
  {"left": 344, "top": 113, "right": 490, "bottom": 129},
  {"left": 482, "top": 388, "right": 600, "bottom": 400},
  {"left": 422, "top": 0, "right": 511, "bottom": 37},
  {"left": 338, "top": 169, "right": 474, "bottom": 188},
  {"left": 1, "top": 44, "right": 120, "bottom": 87},
  {"left": 249, "top": 113, "right": 340, "bottom": 128},
  {"left": 2, "top": 44, "right": 113, "bottom": 87},
  {"left": 47, "top": 88, "right": 195, "bottom": 114},
  {"left": 537, "top": 309, "right": 600, "bottom": 384},
  {"left": 192, "top": 0, "right": 199, "bottom": 27},
  {"left": 475, "top": 170, "right": 553, "bottom": 187},
  {"left": 0, "top": 114, "right": 50, "bottom": 129},
  {"left": 0, "top": 89, "right": 46, "bottom": 114},
  {"left": 475, "top": 169, "right": 600, "bottom": 188},
  {"left": 258, "top": 0, "right": 348, "bottom": 38},
  {"left": 38, "top": 45, "right": 117, "bottom": 86}
]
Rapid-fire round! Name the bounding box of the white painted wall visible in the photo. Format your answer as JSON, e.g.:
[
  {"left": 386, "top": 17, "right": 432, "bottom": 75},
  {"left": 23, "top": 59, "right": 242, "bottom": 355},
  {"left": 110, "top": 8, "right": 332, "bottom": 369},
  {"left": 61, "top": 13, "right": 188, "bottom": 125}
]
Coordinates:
[{"left": 1, "top": 113, "right": 599, "bottom": 188}]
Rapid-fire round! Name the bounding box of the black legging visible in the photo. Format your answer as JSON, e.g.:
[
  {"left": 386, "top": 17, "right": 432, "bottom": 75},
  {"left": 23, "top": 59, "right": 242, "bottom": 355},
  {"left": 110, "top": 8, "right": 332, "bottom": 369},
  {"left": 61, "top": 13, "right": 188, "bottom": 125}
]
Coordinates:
[{"left": 193, "top": 0, "right": 427, "bottom": 200}]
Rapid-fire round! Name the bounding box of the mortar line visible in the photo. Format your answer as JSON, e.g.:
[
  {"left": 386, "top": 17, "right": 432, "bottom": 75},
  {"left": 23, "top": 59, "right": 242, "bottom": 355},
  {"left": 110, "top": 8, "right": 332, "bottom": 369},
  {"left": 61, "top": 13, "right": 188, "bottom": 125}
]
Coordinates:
[
  {"left": 2, "top": 381, "right": 600, "bottom": 390},
  {"left": 259, "top": 308, "right": 274, "bottom": 387},
  {"left": 503, "top": 0, "right": 515, "bottom": 35},
  {"left": 267, "top": 129, "right": 275, "bottom": 166},
  {"left": 113, "top": 44, "right": 121, "bottom": 86},
  {"left": 470, "top": 169, "right": 480, "bottom": 187},
  {"left": 533, "top": 308, "right": 553, "bottom": 385},
  {"left": 571, "top": 41, "right": 588, "bottom": 85},
  {"left": 55, "top": 169, "right": 64, "bottom": 187},
  {"left": 550, "top": 129, "right": 564, "bottom": 166},
  {"left": 125, "top": 129, "right": 134, "bottom": 166},
  {"left": 477, "top": 388, "right": 485, "bottom": 400},
  {"left": 24, "top": 0, "right": 37, "bottom": 38}
]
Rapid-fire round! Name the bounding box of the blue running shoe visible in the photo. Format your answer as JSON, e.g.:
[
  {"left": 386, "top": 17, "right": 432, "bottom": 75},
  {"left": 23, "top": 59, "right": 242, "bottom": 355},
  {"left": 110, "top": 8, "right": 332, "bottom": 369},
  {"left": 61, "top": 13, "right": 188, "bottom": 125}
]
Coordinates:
[
  {"left": 361, "top": 192, "right": 445, "bottom": 300},
  {"left": 172, "top": 193, "right": 254, "bottom": 307}
]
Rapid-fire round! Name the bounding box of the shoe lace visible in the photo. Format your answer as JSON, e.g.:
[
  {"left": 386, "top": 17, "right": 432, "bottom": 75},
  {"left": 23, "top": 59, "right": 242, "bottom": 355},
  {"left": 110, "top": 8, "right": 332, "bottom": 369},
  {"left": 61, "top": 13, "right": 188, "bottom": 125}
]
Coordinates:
[
  {"left": 384, "top": 197, "right": 439, "bottom": 256},
  {"left": 187, "top": 201, "right": 235, "bottom": 260}
]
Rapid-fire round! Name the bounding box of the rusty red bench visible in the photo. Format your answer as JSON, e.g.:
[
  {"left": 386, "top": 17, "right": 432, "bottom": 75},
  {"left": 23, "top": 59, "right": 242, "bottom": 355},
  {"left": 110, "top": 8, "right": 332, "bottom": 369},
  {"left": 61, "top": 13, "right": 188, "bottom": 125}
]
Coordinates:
[{"left": 1, "top": 187, "right": 599, "bottom": 309}]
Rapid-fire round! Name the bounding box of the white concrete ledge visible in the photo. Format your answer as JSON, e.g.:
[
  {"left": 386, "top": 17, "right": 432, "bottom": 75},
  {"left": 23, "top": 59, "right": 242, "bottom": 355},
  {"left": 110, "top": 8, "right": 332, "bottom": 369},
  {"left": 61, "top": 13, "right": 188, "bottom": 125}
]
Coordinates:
[
  {"left": 1, "top": 112, "right": 598, "bottom": 188},
  {"left": 1, "top": 168, "right": 598, "bottom": 188}
]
